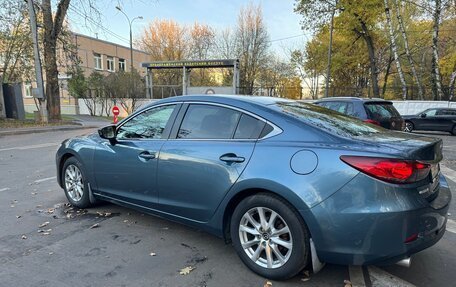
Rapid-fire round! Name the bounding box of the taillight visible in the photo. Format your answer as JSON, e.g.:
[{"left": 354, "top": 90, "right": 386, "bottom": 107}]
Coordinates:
[
  {"left": 364, "top": 119, "right": 381, "bottom": 126},
  {"left": 340, "top": 156, "right": 431, "bottom": 184}
]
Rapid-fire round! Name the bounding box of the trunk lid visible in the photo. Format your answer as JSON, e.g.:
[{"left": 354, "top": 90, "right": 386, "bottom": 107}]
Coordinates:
[{"left": 355, "top": 131, "right": 443, "bottom": 162}]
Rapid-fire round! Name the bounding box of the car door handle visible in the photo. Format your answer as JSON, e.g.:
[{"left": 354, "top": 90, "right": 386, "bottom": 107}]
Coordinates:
[
  {"left": 219, "top": 153, "right": 245, "bottom": 163},
  {"left": 138, "top": 151, "right": 156, "bottom": 160}
]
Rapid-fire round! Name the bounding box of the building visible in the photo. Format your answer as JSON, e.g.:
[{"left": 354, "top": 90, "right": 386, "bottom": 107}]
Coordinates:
[{"left": 23, "top": 32, "right": 151, "bottom": 114}]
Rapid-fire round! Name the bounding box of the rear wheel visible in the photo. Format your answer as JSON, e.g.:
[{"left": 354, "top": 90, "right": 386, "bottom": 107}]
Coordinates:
[
  {"left": 62, "top": 157, "right": 92, "bottom": 208},
  {"left": 230, "top": 193, "right": 309, "bottom": 280},
  {"left": 404, "top": 121, "right": 414, "bottom": 132}
]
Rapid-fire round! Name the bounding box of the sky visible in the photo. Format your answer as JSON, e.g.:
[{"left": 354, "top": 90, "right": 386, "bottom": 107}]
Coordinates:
[{"left": 67, "top": 0, "right": 311, "bottom": 59}]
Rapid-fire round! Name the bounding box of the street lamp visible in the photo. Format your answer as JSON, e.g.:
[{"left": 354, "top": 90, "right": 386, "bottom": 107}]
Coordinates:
[{"left": 115, "top": 6, "right": 143, "bottom": 72}]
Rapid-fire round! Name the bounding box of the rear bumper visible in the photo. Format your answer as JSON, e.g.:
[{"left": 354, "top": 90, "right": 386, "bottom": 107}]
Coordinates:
[{"left": 301, "top": 173, "right": 451, "bottom": 266}]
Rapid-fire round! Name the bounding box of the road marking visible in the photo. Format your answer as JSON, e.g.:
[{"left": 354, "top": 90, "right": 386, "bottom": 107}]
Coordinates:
[
  {"left": 0, "top": 142, "right": 59, "bottom": 152},
  {"left": 0, "top": 188, "right": 10, "bottom": 192},
  {"left": 447, "top": 219, "right": 456, "bottom": 234},
  {"left": 440, "top": 165, "right": 456, "bottom": 183},
  {"left": 34, "top": 176, "right": 56, "bottom": 183},
  {"left": 368, "top": 266, "right": 416, "bottom": 287},
  {"left": 348, "top": 266, "right": 366, "bottom": 287}
]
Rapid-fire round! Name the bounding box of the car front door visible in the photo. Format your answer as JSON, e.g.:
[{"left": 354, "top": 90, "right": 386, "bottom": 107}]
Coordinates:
[
  {"left": 157, "top": 103, "right": 265, "bottom": 222},
  {"left": 415, "top": 109, "right": 438, "bottom": 130},
  {"left": 93, "top": 104, "right": 180, "bottom": 208}
]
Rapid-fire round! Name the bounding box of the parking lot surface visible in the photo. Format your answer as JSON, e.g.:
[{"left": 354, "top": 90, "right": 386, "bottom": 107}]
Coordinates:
[{"left": 0, "top": 129, "right": 455, "bottom": 287}]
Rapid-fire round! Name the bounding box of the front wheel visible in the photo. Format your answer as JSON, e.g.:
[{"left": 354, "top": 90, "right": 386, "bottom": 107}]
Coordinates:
[
  {"left": 404, "top": 121, "right": 414, "bottom": 132},
  {"left": 62, "top": 157, "right": 92, "bottom": 208},
  {"left": 230, "top": 193, "right": 309, "bottom": 280}
]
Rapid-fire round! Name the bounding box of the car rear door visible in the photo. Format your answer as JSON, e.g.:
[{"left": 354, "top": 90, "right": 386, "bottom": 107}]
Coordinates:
[
  {"left": 157, "top": 103, "right": 265, "bottom": 222},
  {"left": 93, "top": 104, "right": 180, "bottom": 208}
]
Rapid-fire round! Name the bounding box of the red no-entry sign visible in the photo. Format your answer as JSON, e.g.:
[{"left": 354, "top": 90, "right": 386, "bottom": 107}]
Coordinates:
[
  {"left": 112, "top": 106, "right": 120, "bottom": 124},
  {"left": 112, "top": 106, "right": 120, "bottom": 116}
]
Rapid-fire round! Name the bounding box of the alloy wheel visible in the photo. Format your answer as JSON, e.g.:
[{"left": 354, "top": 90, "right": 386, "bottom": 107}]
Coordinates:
[
  {"left": 238, "top": 207, "right": 293, "bottom": 269},
  {"left": 64, "top": 164, "right": 84, "bottom": 202},
  {"left": 404, "top": 122, "right": 413, "bottom": 132}
]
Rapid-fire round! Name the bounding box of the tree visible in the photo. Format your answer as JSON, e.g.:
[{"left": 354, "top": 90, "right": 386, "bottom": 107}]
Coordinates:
[
  {"left": 393, "top": 0, "right": 424, "bottom": 100},
  {"left": 104, "top": 71, "right": 145, "bottom": 114},
  {"left": 0, "top": 0, "right": 34, "bottom": 83},
  {"left": 40, "top": 0, "right": 70, "bottom": 120},
  {"left": 235, "top": 3, "right": 270, "bottom": 94},
  {"left": 384, "top": 0, "right": 407, "bottom": 100},
  {"left": 295, "top": 0, "right": 385, "bottom": 98}
]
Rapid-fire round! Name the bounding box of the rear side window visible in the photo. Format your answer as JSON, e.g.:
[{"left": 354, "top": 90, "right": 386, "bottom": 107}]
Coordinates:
[
  {"left": 277, "top": 102, "right": 381, "bottom": 137},
  {"left": 364, "top": 103, "right": 400, "bottom": 120},
  {"left": 178, "top": 104, "right": 241, "bottom": 139},
  {"left": 234, "top": 114, "right": 265, "bottom": 139}
]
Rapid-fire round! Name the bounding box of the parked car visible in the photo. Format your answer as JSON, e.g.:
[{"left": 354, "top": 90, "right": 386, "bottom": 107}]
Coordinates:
[
  {"left": 403, "top": 108, "right": 456, "bottom": 135},
  {"left": 314, "top": 97, "right": 404, "bottom": 131},
  {"left": 56, "top": 95, "right": 451, "bottom": 280}
]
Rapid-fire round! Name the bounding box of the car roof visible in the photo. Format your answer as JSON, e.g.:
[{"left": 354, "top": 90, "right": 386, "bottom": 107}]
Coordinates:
[
  {"left": 315, "top": 97, "right": 392, "bottom": 103},
  {"left": 144, "top": 94, "right": 294, "bottom": 108}
]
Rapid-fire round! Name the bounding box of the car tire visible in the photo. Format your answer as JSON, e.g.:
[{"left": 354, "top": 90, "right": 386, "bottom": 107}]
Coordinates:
[
  {"left": 230, "top": 193, "right": 309, "bottom": 280},
  {"left": 62, "top": 157, "right": 92, "bottom": 208},
  {"left": 404, "top": 121, "right": 414, "bottom": 132}
]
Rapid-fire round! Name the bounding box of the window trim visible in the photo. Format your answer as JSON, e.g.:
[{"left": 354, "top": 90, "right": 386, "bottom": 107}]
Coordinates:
[
  {"left": 169, "top": 101, "right": 282, "bottom": 141},
  {"left": 106, "top": 56, "right": 115, "bottom": 72},
  {"left": 114, "top": 103, "right": 182, "bottom": 141},
  {"left": 93, "top": 53, "right": 103, "bottom": 70},
  {"left": 118, "top": 58, "right": 126, "bottom": 71}
]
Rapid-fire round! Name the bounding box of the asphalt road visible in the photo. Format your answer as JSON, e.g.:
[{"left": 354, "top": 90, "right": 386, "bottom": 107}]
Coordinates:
[{"left": 0, "top": 129, "right": 455, "bottom": 287}]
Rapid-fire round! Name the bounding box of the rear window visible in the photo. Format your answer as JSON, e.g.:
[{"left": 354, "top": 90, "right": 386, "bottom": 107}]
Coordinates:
[
  {"left": 364, "top": 102, "right": 400, "bottom": 120},
  {"left": 277, "top": 102, "right": 382, "bottom": 137}
]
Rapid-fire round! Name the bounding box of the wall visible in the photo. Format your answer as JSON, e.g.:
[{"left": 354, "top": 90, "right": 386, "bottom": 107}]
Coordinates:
[
  {"left": 391, "top": 101, "right": 456, "bottom": 115},
  {"left": 77, "top": 98, "right": 155, "bottom": 117}
]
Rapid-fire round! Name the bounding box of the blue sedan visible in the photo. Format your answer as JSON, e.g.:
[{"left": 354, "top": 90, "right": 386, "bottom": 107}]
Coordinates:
[{"left": 56, "top": 95, "right": 451, "bottom": 280}]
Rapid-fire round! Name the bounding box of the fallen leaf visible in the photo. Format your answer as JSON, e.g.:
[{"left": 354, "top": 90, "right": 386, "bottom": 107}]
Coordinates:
[
  {"left": 90, "top": 223, "right": 100, "bottom": 229},
  {"left": 31, "top": 192, "right": 37, "bottom": 195},
  {"left": 10, "top": 205, "right": 15, "bottom": 208},
  {"left": 105, "top": 213, "right": 111, "bottom": 217},
  {"left": 39, "top": 221, "right": 50, "bottom": 228},
  {"left": 42, "top": 232, "right": 50, "bottom": 236},
  {"left": 21, "top": 235, "right": 27, "bottom": 239},
  {"left": 150, "top": 252, "right": 156, "bottom": 256},
  {"left": 179, "top": 266, "right": 195, "bottom": 275},
  {"left": 264, "top": 281, "right": 273, "bottom": 287},
  {"left": 49, "top": 252, "right": 54, "bottom": 255},
  {"left": 46, "top": 208, "right": 55, "bottom": 214},
  {"left": 16, "top": 215, "right": 21, "bottom": 219},
  {"left": 123, "top": 220, "right": 129, "bottom": 223}
]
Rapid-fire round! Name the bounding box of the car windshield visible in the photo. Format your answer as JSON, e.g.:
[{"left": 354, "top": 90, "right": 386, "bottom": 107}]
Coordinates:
[
  {"left": 364, "top": 102, "right": 400, "bottom": 120},
  {"left": 276, "top": 102, "right": 383, "bottom": 137}
]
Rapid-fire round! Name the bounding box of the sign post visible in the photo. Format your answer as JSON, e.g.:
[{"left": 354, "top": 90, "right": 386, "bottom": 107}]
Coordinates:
[{"left": 112, "top": 106, "right": 120, "bottom": 124}]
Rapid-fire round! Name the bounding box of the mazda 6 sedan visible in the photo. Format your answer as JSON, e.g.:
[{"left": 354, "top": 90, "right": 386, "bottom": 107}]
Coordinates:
[{"left": 56, "top": 95, "right": 451, "bottom": 280}]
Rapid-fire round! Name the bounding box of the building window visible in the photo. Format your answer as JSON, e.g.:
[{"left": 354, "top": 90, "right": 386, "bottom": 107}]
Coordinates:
[
  {"left": 107, "top": 56, "right": 115, "bottom": 72},
  {"left": 24, "top": 83, "right": 32, "bottom": 98},
  {"left": 119, "top": 58, "right": 126, "bottom": 71},
  {"left": 94, "top": 53, "right": 102, "bottom": 70}
]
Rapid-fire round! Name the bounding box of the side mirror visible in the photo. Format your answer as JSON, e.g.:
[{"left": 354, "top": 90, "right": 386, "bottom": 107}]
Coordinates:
[
  {"left": 98, "top": 125, "right": 116, "bottom": 140},
  {"left": 420, "top": 113, "right": 427, "bottom": 118}
]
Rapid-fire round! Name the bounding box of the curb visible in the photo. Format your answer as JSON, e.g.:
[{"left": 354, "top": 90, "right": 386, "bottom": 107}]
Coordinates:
[{"left": 0, "top": 125, "right": 99, "bottom": 137}]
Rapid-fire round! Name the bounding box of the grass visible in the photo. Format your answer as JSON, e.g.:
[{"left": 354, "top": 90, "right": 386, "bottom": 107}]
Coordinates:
[
  {"left": 0, "top": 113, "right": 78, "bottom": 129},
  {"left": 24, "top": 112, "right": 75, "bottom": 121}
]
